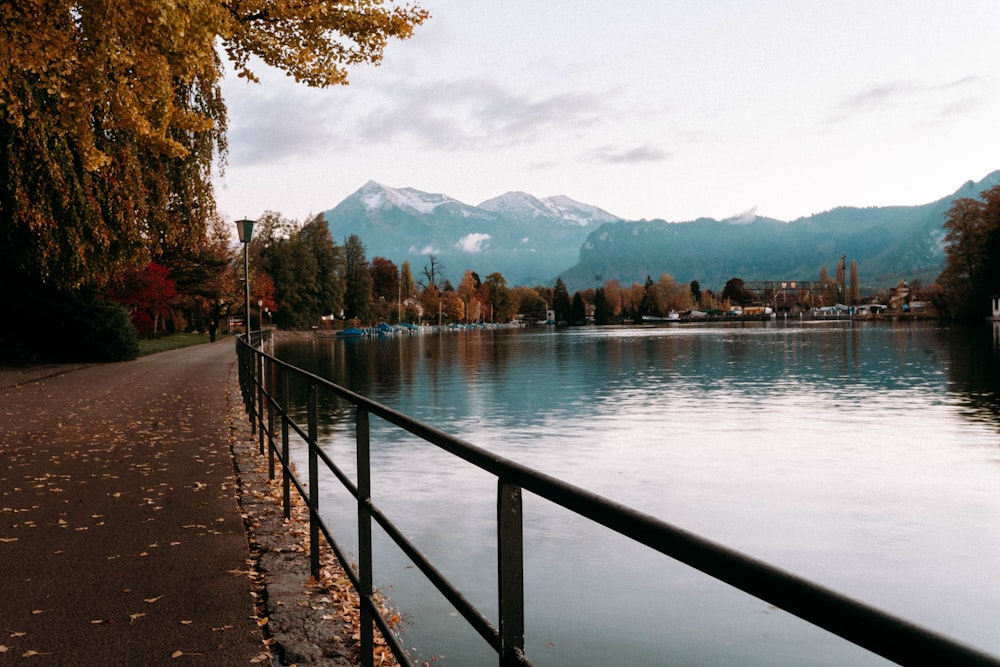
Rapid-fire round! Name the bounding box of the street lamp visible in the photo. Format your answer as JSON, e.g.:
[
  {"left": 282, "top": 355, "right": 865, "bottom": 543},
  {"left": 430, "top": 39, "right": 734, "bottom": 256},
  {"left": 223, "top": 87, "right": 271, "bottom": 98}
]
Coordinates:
[{"left": 235, "top": 218, "right": 255, "bottom": 337}]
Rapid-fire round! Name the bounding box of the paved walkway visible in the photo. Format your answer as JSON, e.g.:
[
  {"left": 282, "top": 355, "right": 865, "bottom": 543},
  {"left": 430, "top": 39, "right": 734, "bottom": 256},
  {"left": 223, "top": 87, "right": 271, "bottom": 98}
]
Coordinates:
[{"left": 0, "top": 343, "right": 268, "bottom": 665}]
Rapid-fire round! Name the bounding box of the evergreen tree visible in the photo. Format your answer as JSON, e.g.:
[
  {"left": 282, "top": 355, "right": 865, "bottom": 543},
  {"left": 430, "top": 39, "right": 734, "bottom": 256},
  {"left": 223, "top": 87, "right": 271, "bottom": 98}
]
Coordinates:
[
  {"left": 552, "top": 278, "right": 572, "bottom": 323},
  {"left": 343, "top": 234, "right": 373, "bottom": 323},
  {"left": 594, "top": 287, "right": 614, "bottom": 325},
  {"left": 571, "top": 292, "right": 588, "bottom": 324}
]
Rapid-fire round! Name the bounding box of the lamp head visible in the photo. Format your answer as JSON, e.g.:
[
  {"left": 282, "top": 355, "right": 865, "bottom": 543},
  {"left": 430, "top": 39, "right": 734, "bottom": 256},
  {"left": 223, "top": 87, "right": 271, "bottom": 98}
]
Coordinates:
[{"left": 235, "top": 218, "right": 255, "bottom": 244}]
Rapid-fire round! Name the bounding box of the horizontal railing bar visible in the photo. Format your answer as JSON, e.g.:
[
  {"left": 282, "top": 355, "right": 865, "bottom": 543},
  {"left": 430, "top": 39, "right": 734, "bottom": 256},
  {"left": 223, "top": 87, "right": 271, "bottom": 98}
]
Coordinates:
[
  {"left": 244, "top": 342, "right": 1000, "bottom": 667},
  {"left": 365, "top": 500, "right": 502, "bottom": 651}
]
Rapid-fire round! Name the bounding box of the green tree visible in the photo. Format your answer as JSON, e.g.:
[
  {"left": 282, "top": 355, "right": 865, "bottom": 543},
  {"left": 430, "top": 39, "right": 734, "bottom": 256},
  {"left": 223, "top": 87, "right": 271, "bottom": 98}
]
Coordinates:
[
  {"left": 721, "top": 277, "right": 748, "bottom": 307},
  {"left": 552, "top": 278, "right": 572, "bottom": 323},
  {"left": 570, "top": 292, "right": 588, "bottom": 324},
  {"left": 593, "top": 287, "right": 614, "bottom": 325},
  {"left": 690, "top": 280, "right": 702, "bottom": 307},
  {"left": 343, "top": 234, "right": 372, "bottom": 323},
  {"left": 259, "top": 213, "right": 343, "bottom": 328},
  {"left": 640, "top": 275, "right": 663, "bottom": 316},
  {"left": 370, "top": 257, "right": 400, "bottom": 321}
]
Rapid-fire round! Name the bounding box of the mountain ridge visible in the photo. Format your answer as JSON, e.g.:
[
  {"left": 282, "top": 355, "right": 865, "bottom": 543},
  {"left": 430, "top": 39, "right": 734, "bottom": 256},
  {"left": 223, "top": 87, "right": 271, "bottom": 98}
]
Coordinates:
[{"left": 323, "top": 172, "right": 1000, "bottom": 291}]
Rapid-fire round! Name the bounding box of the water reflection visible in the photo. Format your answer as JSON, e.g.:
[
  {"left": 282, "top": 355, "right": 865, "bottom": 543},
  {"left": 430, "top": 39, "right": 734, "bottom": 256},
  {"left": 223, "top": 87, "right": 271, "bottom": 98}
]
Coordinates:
[{"left": 273, "top": 322, "right": 1000, "bottom": 666}]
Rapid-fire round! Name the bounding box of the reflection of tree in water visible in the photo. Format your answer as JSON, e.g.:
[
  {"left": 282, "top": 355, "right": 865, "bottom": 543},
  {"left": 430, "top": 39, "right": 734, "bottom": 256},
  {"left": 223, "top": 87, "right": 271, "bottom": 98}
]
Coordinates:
[{"left": 942, "top": 323, "right": 1000, "bottom": 428}]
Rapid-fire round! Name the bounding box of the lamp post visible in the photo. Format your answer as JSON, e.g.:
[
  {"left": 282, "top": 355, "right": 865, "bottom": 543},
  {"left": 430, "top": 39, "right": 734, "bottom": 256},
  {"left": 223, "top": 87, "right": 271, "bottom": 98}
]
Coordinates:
[{"left": 235, "top": 218, "right": 255, "bottom": 336}]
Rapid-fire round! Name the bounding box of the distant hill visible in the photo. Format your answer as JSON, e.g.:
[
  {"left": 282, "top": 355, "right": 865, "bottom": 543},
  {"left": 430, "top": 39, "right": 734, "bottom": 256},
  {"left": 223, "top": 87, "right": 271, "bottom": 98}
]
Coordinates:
[
  {"left": 323, "top": 172, "right": 1000, "bottom": 292},
  {"left": 323, "top": 181, "right": 619, "bottom": 286},
  {"left": 560, "top": 171, "right": 1000, "bottom": 292}
]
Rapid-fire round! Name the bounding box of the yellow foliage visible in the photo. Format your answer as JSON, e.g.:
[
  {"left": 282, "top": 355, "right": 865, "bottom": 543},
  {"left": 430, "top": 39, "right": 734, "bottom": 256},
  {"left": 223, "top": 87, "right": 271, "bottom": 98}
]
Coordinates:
[{"left": 0, "top": 0, "right": 427, "bottom": 290}]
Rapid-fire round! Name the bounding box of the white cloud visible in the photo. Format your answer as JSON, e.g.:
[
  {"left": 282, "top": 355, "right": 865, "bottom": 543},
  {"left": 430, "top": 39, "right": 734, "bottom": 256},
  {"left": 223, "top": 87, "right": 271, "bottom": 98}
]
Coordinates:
[
  {"left": 455, "top": 233, "right": 491, "bottom": 253},
  {"left": 409, "top": 244, "right": 442, "bottom": 255}
]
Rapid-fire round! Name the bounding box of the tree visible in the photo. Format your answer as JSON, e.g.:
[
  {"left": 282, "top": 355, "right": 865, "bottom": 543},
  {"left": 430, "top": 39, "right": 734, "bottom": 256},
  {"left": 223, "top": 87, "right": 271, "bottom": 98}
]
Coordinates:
[
  {"left": 370, "top": 256, "right": 399, "bottom": 320},
  {"left": 938, "top": 187, "right": 1000, "bottom": 319},
  {"left": 640, "top": 275, "right": 663, "bottom": 317},
  {"left": 849, "top": 260, "right": 860, "bottom": 305},
  {"left": 721, "top": 277, "right": 748, "bottom": 307},
  {"left": 570, "top": 292, "right": 588, "bottom": 324},
  {"left": 484, "top": 272, "right": 514, "bottom": 322},
  {"left": 104, "top": 263, "right": 178, "bottom": 337},
  {"left": 259, "top": 213, "right": 344, "bottom": 328},
  {"left": 512, "top": 286, "right": 547, "bottom": 322},
  {"left": 400, "top": 261, "right": 417, "bottom": 300},
  {"left": 0, "top": 0, "right": 427, "bottom": 358},
  {"left": 458, "top": 270, "right": 484, "bottom": 322},
  {"left": 690, "top": 280, "right": 702, "bottom": 307},
  {"left": 343, "top": 234, "right": 372, "bottom": 323},
  {"left": 593, "top": 287, "right": 614, "bottom": 325},
  {"left": 552, "top": 278, "right": 572, "bottom": 323},
  {"left": 421, "top": 255, "right": 445, "bottom": 290}
]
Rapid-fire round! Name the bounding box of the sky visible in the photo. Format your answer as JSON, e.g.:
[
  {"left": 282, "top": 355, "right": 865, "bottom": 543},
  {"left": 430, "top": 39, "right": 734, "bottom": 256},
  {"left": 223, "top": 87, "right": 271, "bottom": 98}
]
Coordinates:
[{"left": 214, "top": 0, "right": 1000, "bottom": 226}]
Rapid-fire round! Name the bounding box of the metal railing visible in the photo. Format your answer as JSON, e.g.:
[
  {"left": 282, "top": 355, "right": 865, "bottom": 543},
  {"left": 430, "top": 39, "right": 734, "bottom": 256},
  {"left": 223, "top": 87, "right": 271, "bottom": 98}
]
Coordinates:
[{"left": 236, "top": 333, "right": 1000, "bottom": 667}]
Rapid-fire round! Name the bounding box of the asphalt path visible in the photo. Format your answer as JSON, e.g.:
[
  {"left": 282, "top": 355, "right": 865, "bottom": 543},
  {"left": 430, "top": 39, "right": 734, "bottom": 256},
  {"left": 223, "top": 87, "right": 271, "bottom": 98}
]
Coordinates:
[{"left": 0, "top": 343, "right": 267, "bottom": 665}]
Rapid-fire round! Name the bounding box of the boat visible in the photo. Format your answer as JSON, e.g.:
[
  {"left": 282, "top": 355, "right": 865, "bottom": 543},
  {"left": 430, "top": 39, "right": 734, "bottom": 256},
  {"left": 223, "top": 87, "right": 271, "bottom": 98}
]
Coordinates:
[
  {"left": 641, "top": 312, "right": 681, "bottom": 323},
  {"left": 336, "top": 327, "right": 366, "bottom": 337}
]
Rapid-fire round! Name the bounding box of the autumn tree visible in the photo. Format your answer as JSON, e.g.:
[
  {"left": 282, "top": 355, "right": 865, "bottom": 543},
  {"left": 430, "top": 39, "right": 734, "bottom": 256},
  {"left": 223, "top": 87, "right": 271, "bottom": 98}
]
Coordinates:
[
  {"left": 512, "top": 286, "right": 547, "bottom": 321},
  {"left": 400, "top": 261, "right": 417, "bottom": 300},
  {"left": 458, "top": 270, "right": 484, "bottom": 322},
  {"left": 938, "top": 186, "right": 1000, "bottom": 318},
  {"left": 104, "top": 263, "right": 178, "bottom": 337},
  {"left": 484, "top": 272, "right": 515, "bottom": 322},
  {"left": 0, "top": 0, "right": 427, "bottom": 360}
]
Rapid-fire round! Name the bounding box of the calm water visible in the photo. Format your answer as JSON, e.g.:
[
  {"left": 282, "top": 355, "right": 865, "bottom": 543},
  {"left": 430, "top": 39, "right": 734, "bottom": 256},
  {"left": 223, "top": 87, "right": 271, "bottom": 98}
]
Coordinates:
[{"left": 274, "top": 321, "right": 1000, "bottom": 666}]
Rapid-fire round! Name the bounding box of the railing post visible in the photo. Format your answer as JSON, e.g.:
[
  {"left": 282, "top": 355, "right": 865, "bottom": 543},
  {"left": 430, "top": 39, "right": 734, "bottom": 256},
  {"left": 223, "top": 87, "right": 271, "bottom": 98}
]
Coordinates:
[
  {"left": 257, "top": 349, "right": 265, "bottom": 454},
  {"left": 498, "top": 481, "right": 525, "bottom": 666},
  {"left": 266, "top": 356, "right": 275, "bottom": 480},
  {"left": 247, "top": 342, "right": 256, "bottom": 436},
  {"left": 308, "top": 382, "right": 320, "bottom": 578},
  {"left": 280, "top": 366, "right": 291, "bottom": 520},
  {"left": 356, "top": 408, "right": 375, "bottom": 667}
]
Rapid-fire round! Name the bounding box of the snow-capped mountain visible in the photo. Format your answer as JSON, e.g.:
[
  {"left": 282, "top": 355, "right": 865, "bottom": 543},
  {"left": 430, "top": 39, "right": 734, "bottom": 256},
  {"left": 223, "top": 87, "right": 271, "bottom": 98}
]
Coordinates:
[
  {"left": 324, "top": 182, "right": 622, "bottom": 286},
  {"left": 477, "top": 191, "right": 620, "bottom": 226},
  {"left": 355, "top": 180, "right": 489, "bottom": 219}
]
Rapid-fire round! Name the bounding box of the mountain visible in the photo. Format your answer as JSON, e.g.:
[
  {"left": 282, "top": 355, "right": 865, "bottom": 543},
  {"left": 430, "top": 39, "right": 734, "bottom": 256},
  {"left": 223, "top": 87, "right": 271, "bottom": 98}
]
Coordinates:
[
  {"left": 324, "top": 181, "right": 621, "bottom": 286},
  {"left": 323, "top": 172, "right": 1000, "bottom": 293},
  {"left": 558, "top": 171, "right": 1000, "bottom": 292}
]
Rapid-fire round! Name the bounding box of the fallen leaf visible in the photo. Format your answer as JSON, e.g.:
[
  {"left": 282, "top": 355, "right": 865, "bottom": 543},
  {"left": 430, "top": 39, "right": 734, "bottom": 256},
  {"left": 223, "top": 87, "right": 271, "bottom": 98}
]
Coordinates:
[
  {"left": 180, "top": 620, "right": 193, "bottom": 626},
  {"left": 31, "top": 610, "right": 45, "bottom": 615},
  {"left": 22, "top": 650, "right": 52, "bottom": 657},
  {"left": 10, "top": 632, "right": 26, "bottom": 638},
  {"left": 129, "top": 613, "right": 146, "bottom": 624},
  {"left": 256, "top": 617, "right": 268, "bottom": 627},
  {"left": 0, "top": 537, "right": 17, "bottom": 543},
  {"left": 0, "top": 645, "right": 7, "bottom": 653},
  {"left": 144, "top": 595, "right": 164, "bottom": 604}
]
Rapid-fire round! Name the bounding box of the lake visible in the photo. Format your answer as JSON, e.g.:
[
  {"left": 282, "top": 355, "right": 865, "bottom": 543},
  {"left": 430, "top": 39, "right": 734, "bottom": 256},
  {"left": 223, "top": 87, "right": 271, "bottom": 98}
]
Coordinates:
[{"left": 273, "top": 320, "right": 1000, "bottom": 666}]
